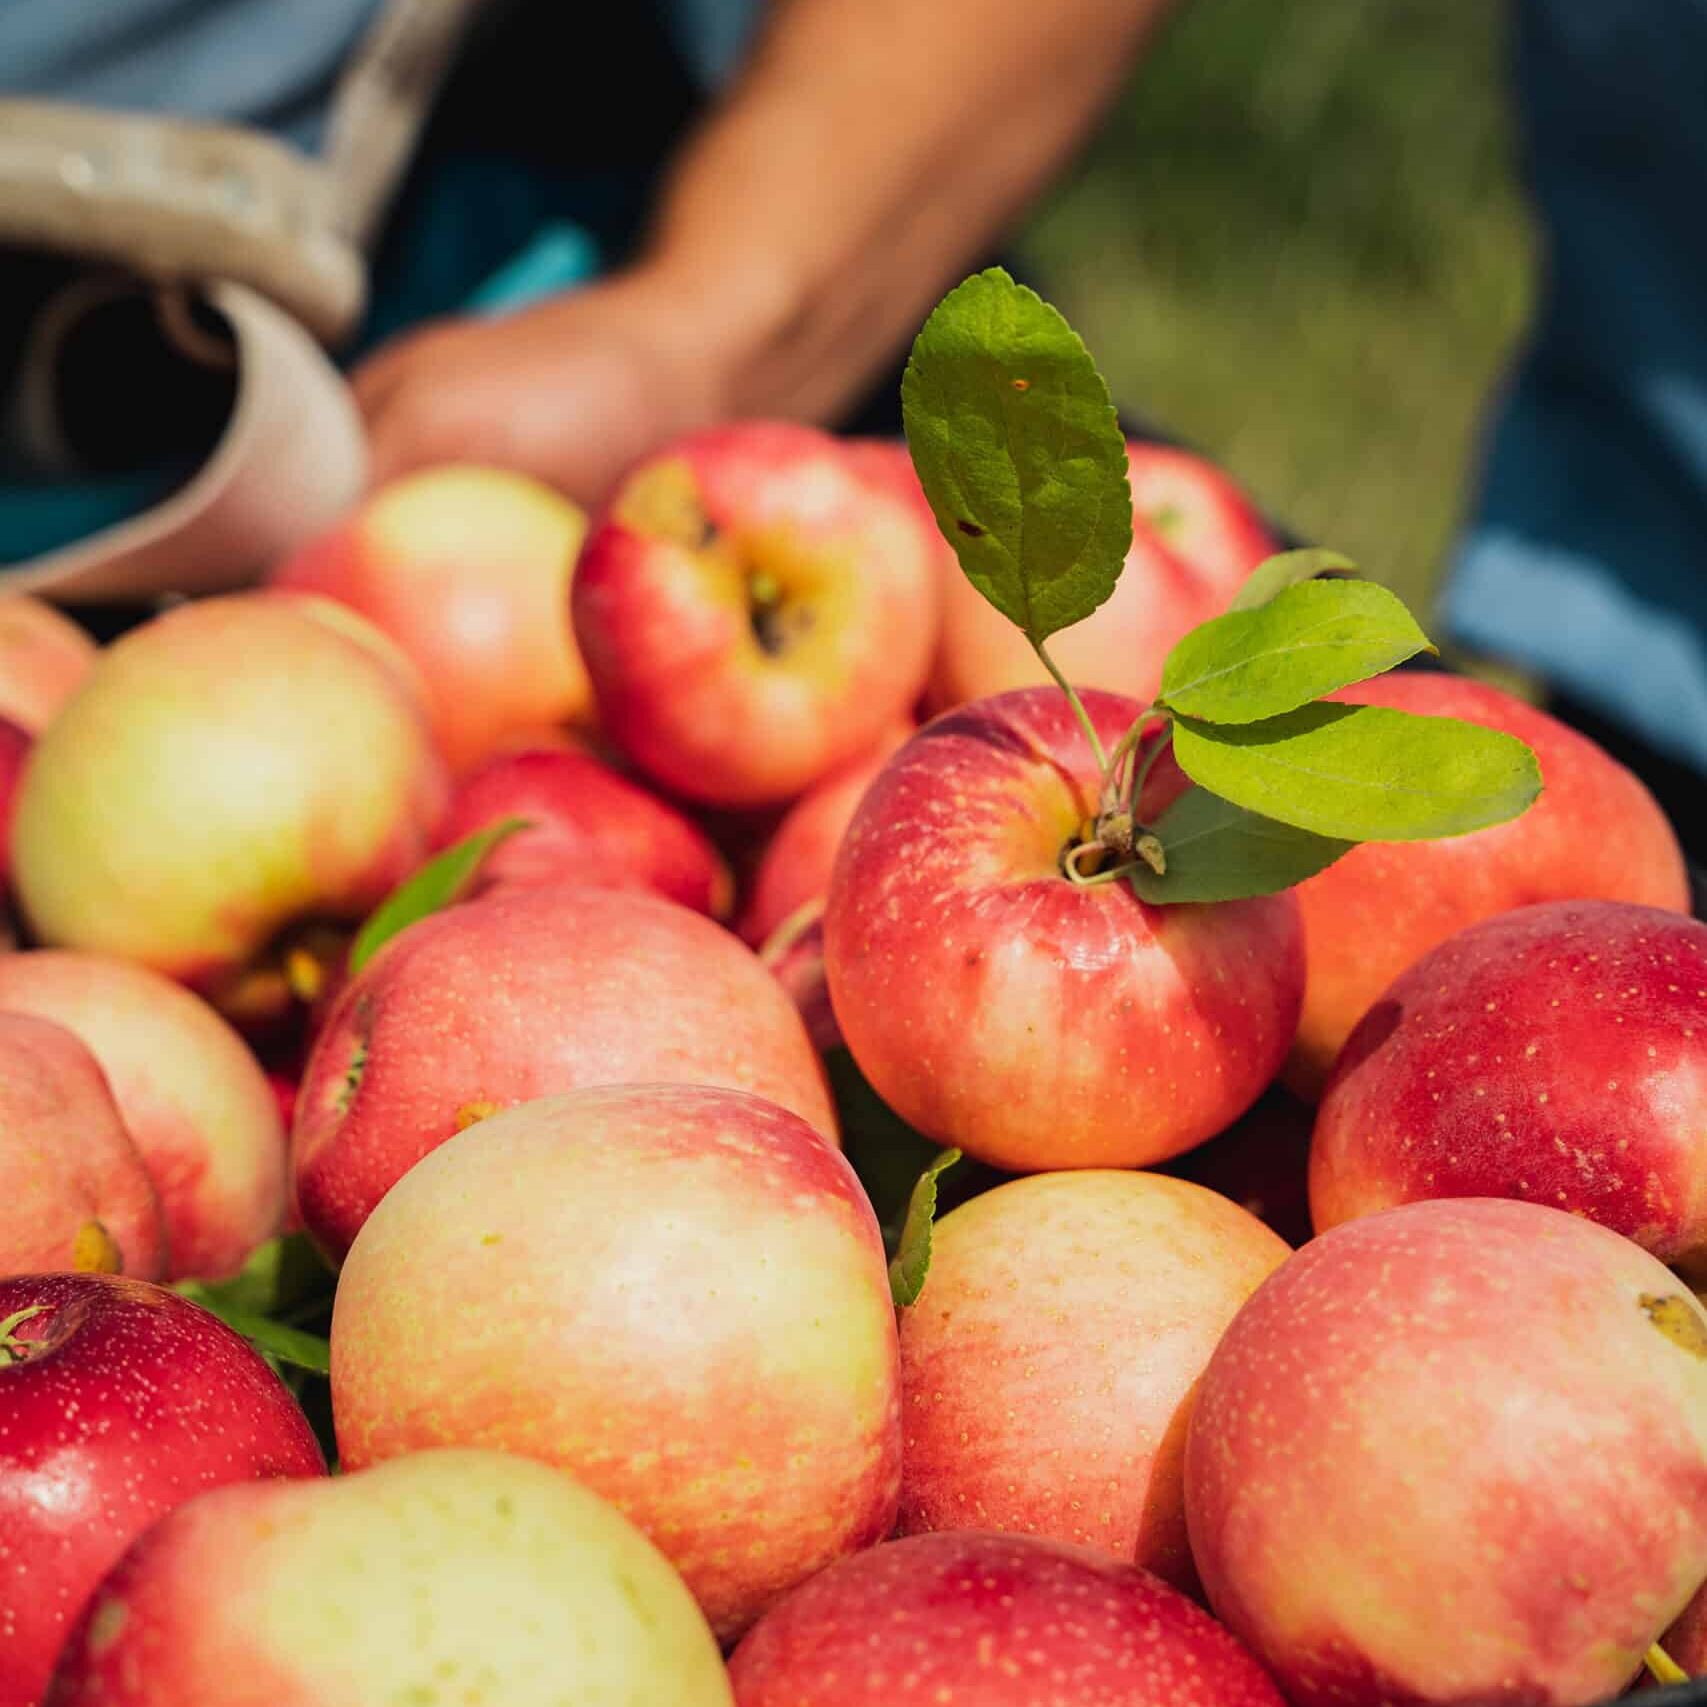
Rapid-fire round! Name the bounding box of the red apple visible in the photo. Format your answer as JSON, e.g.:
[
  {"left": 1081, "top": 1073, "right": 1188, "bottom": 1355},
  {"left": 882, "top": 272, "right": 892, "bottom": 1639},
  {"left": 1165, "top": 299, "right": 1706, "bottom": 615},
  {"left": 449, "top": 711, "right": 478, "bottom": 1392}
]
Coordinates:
[
  {"left": 0, "top": 1273, "right": 324, "bottom": 1707},
  {"left": 0, "top": 952, "right": 287, "bottom": 1282},
  {"left": 1185, "top": 1198, "right": 1707, "bottom": 1706},
  {"left": 432, "top": 746, "right": 733, "bottom": 917},
  {"left": 0, "top": 1012, "right": 166, "bottom": 1279},
  {"left": 271, "top": 465, "right": 594, "bottom": 772},
  {"left": 9, "top": 593, "right": 447, "bottom": 1022},
  {"left": 293, "top": 882, "right": 835, "bottom": 1258},
  {"left": 1122, "top": 441, "right": 1276, "bottom": 596},
  {"left": 824, "top": 688, "right": 1303, "bottom": 1171},
  {"left": 572, "top": 421, "right": 940, "bottom": 806},
  {"left": 896, "top": 1170, "right": 1288, "bottom": 1585},
  {"left": 728, "top": 1530, "right": 1287, "bottom": 1707},
  {"left": 1286, "top": 672, "right": 1689, "bottom": 1096},
  {"left": 1311, "top": 901, "right": 1707, "bottom": 1266},
  {"left": 0, "top": 715, "right": 28, "bottom": 887},
  {"left": 44, "top": 1448, "right": 732, "bottom": 1707},
  {"left": 0, "top": 596, "right": 96, "bottom": 734},
  {"left": 331, "top": 1084, "right": 901, "bottom": 1641}
]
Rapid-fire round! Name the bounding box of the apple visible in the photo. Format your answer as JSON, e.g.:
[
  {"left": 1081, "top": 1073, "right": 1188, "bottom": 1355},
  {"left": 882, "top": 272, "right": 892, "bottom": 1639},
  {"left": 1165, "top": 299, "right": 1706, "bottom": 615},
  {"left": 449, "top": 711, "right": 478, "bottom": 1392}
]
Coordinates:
[
  {"left": 0, "top": 952, "right": 287, "bottom": 1282},
  {"left": 432, "top": 746, "right": 733, "bottom": 917},
  {"left": 571, "top": 421, "right": 940, "bottom": 806},
  {"left": 1311, "top": 901, "right": 1707, "bottom": 1265},
  {"left": 758, "top": 900, "right": 842, "bottom": 1053},
  {"left": 0, "top": 1012, "right": 166, "bottom": 1279},
  {"left": 0, "top": 715, "right": 28, "bottom": 888},
  {"left": 896, "top": 1170, "right": 1288, "bottom": 1586},
  {"left": 270, "top": 465, "right": 594, "bottom": 772},
  {"left": 823, "top": 687, "right": 1303, "bottom": 1171},
  {"left": 1121, "top": 440, "right": 1276, "bottom": 595},
  {"left": 293, "top": 881, "right": 836, "bottom": 1259},
  {"left": 0, "top": 1273, "right": 324, "bottom": 1707},
  {"left": 331, "top": 1083, "right": 901, "bottom": 1641},
  {"left": 45, "top": 1447, "right": 732, "bottom": 1707},
  {"left": 1285, "top": 672, "right": 1689, "bottom": 1096},
  {"left": 9, "top": 592, "right": 447, "bottom": 1022},
  {"left": 1185, "top": 1197, "right": 1707, "bottom": 1706},
  {"left": 727, "top": 1530, "right": 1287, "bottom": 1707},
  {"left": 0, "top": 596, "right": 96, "bottom": 733}
]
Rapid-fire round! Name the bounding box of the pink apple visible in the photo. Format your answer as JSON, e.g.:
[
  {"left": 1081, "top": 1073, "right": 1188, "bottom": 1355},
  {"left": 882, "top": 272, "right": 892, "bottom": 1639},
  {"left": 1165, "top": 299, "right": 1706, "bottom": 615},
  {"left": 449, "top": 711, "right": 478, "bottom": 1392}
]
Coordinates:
[
  {"left": 10, "top": 593, "right": 447, "bottom": 1022},
  {"left": 896, "top": 1170, "right": 1288, "bottom": 1586},
  {"left": 0, "top": 1012, "right": 166, "bottom": 1279},
  {"left": 728, "top": 1530, "right": 1287, "bottom": 1707},
  {"left": 271, "top": 465, "right": 594, "bottom": 772},
  {"left": 44, "top": 1449, "right": 732, "bottom": 1707},
  {"left": 0, "top": 715, "right": 28, "bottom": 888},
  {"left": 0, "top": 1273, "right": 324, "bottom": 1707},
  {"left": 1185, "top": 1197, "right": 1707, "bottom": 1706},
  {"left": 331, "top": 1084, "right": 901, "bottom": 1641},
  {"left": 293, "top": 882, "right": 835, "bottom": 1258},
  {"left": 1286, "top": 672, "right": 1689, "bottom": 1096},
  {"left": 0, "top": 596, "right": 96, "bottom": 733},
  {"left": 0, "top": 952, "right": 287, "bottom": 1282},
  {"left": 432, "top": 746, "right": 733, "bottom": 917},
  {"left": 572, "top": 421, "right": 940, "bottom": 806},
  {"left": 1122, "top": 441, "right": 1276, "bottom": 596},
  {"left": 824, "top": 688, "right": 1303, "bottom": 1172}
]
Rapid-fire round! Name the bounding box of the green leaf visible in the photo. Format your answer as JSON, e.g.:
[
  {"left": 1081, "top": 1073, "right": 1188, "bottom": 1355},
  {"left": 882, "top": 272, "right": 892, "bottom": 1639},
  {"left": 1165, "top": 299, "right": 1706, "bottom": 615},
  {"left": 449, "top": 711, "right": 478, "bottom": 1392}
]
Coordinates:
[
  {"left": 1172, "top": 703, "right": 1542, "bottom": 842},
  {"left": 176, "top": 1233, "right": 333, "bottom": 1320},
  {"left": 196, "top": 1306, "right": 331, "bottom": 1376},
  {"left": 827, "top": 1049, "right": 943, "bottom": 1252},
  {"left": 901, "top": 268, "right": 1132, "bottom": 643},
  {"left": 888, "top": 1149, "right": 963, "bottom": 1308},
  {"left": 1228, "top": 548, "right": 1358, "bottom": 612},
  {"left": 1129, "top": 786, "right": 1352, "bottom": 903},
  {"left": 1159, "top": 579, "right": 1435, "bottom": 724},
  {"left": 349, "top": 817, "right": 530, "bottom": 974}
]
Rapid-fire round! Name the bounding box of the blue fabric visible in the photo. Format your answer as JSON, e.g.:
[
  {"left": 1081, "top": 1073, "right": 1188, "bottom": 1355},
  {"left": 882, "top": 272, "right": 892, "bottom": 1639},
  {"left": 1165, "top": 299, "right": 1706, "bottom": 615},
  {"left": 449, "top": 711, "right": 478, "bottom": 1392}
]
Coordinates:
[{"left": 1444, "top": 0, "right": 1707, "bottom": 773}]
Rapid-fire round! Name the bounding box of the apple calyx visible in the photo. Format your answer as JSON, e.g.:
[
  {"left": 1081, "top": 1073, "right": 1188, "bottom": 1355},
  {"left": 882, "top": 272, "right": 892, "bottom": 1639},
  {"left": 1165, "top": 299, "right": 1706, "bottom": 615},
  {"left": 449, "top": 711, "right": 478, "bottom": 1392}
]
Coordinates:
[
  {"left": 0, "top": 1303, "right": 50, "bottom": 1366},
  {"left": 72, "top": 1219, "right": 123, "bottom": 1275}
]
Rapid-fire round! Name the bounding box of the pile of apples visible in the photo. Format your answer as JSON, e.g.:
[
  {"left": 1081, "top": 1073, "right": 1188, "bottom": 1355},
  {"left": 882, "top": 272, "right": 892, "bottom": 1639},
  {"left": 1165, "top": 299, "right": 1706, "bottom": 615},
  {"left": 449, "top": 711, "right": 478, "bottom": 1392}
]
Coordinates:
[{"left": 3, "top": 280, "right": 1706, "bottom": 1707}]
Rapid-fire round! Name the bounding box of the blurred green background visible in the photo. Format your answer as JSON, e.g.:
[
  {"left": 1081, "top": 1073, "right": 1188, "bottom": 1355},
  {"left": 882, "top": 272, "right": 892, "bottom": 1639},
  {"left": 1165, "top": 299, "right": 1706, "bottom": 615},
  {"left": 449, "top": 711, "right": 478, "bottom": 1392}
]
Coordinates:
[{"left": 1019, "top": 1, "right": 1537, "bottom": 618}]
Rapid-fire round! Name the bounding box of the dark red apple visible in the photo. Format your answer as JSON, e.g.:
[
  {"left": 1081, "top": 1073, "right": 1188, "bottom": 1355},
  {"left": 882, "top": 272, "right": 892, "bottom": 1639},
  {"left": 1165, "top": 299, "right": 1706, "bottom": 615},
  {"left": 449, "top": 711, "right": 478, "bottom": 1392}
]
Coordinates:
[{"left": 1, "top": 714, "right": 30, "bottom": 887}]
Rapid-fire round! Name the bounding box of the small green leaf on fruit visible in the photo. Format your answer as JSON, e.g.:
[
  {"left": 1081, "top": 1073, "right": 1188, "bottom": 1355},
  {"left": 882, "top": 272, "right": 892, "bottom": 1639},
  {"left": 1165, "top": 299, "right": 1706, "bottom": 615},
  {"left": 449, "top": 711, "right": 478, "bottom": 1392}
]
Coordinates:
[
  {"left": 1639, "top": 1293, "right": 1707, "bottom": 1360},
  {"left": 1159, "top": 580, "right": 1435, "bottom": 725},
  {"left": 901, "top": 268, "right": 1131, "bottom": 643},
  {"left": 888, "top": 1149, "right": 963, "bottom": 1309},
  {"left": 1128, "top": 787, "right": 1352, "bottom": 903},
  {"left": 200, "top": 1308, "right": 331, "bottom": 1376},
  {"left": 176, "top": 1233, "right": 334, "bottom": 1321},
  {"left": 349, "top": 817, "right": 531, "bottom": 973},
  {"left": 1172, "top": 704, "right": 1541, "bottom": 843},
  {"left": 1228, "top": 548, "right": 1358, "bottom": 612}
]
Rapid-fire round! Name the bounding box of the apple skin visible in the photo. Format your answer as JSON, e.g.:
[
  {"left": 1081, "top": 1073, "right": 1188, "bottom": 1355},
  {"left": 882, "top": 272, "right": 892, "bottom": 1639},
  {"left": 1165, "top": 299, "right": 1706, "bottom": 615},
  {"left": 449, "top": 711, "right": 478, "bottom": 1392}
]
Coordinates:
[
  {"left": 1121, "top": 441, "right": 1276, "bottom": 593},
  {"left": 1184, "top": 1197, "right": 1707, "bottom": 1707},
  {"left": 432, "top": 746, "right": 733, "bottom": 918},
  {"left": 293, "top": 882, "right": 836, "bottom": 1259},
  {"left": 571, "top": 421, "right": 940, "bottom": 807},
  {"left": 1286, "top": 672, "right": 1689, "bottom": 1097},
  {"left": 45, "top": 1447, "right": 733, "bottom": 1707},
  {"left": 0, "top": 715, "right": 28, "bottom": 887},
  {"left": 0, "top": 1273, "right": 324, "bottom": 1707},
  {"left": 728, "top": 1530, "right": 1287, "bottom": 1707},
  {"left": 897, "top": 1170, "right": 1289, "bottom": 1586},
  {"left": 0, "top": 952, "right": 287, "bottom": 1283},
  {"left": 0, "top": 596, "right": 96, "bottom": 734},
  {"left": 0, "top": 1013, "right": 167, "bottom": 1280},
  {"left": 824, "top": 687, "right": 1304, "bottom": 1172},
  {"left": 271, "top": 465, "right": 593, "bottom": 772},
  {"left": 10, "top": 593, "right": 447, "bottom": 1015},
  {"left": 1311, "top": 901, "right": 1707, "bottom": 1265},
  {"left": 331, "top": 1084, "right": 901, "bottom": 1642}
]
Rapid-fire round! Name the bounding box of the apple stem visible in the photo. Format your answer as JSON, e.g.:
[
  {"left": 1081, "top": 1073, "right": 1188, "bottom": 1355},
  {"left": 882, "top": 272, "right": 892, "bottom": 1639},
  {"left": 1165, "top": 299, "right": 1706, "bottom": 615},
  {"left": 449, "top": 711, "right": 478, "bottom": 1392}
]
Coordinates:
[
  {"left": 1125, "top": 720, "right": 1173, "bottom": 820},
  {"left": 1032, "top": 638, "right": 1109, "bottom": 775},
  {"left": 1646, "top": 1643, "right": 1689, "bottom": 1687},
  {"left": 0, "top": 1303, "right": 49, "bottom": 1366}
]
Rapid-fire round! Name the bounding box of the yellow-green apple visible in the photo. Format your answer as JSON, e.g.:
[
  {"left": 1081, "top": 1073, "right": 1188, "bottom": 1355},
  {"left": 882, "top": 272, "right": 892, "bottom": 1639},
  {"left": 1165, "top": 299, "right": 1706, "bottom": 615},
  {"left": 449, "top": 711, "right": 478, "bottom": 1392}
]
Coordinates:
[
  {"left": 46, "top": 1447, "right": 732, "bottom": 1707},
  {"left": 1185, "top": 1198, "right": 1707, "bottom": 1706},
  {"left": 727, "top": 1530, "right": 1287, "bottom": 1707},
  {"left": 0, "top": 596, "right": 96, "bottom": 733},
  {"left": 0, "top": 1012, "right": 166, "bottom": 1279},
  {"left": 571, "top": 422, "right": 940, "bottom": 807},
  {"left": 0, "top": 1273, "right": 323, "bottom": 1707},
  {"left": 293, "top": 882, "right": 834, "bottom": 1258},
  {"left": 897, "top": 1170, "right": 1288, "bottom": 1586},
  {"left": 331, "top": 1084, "right": 901, "bottom": 1640},
  {"left": 1311, "top": 902, "right": 1707, "bottom": 1265},
  {"left": 10, "top": 593, "right": 447, "bottom": 1022},
  {"left": 270, "top": 465, "right": 594, "bottom": 771},
  {"left": 432, "top": 746, "right": 733, "bottom": 917},
  {"left": 1122, "top": 441, "right": 1276, "bottom": 594},
  {"left": 738, "top": 722, "right": 912, "bottom": 948},
  {"left": 0, "top": 952, "right": 287, "bottom": 1282},
  {"left": 759, "top": 900, "right": 841, "bottom": 1053},
  {"left": 0, "top": 715, "right": 28, "bottom": 888},
  {"left": 824, "top": 688, "right": 1303, "bottom": 1171},
  {"left": 1285, "top": 672, "right": 1688, "bottom": 1097}
]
